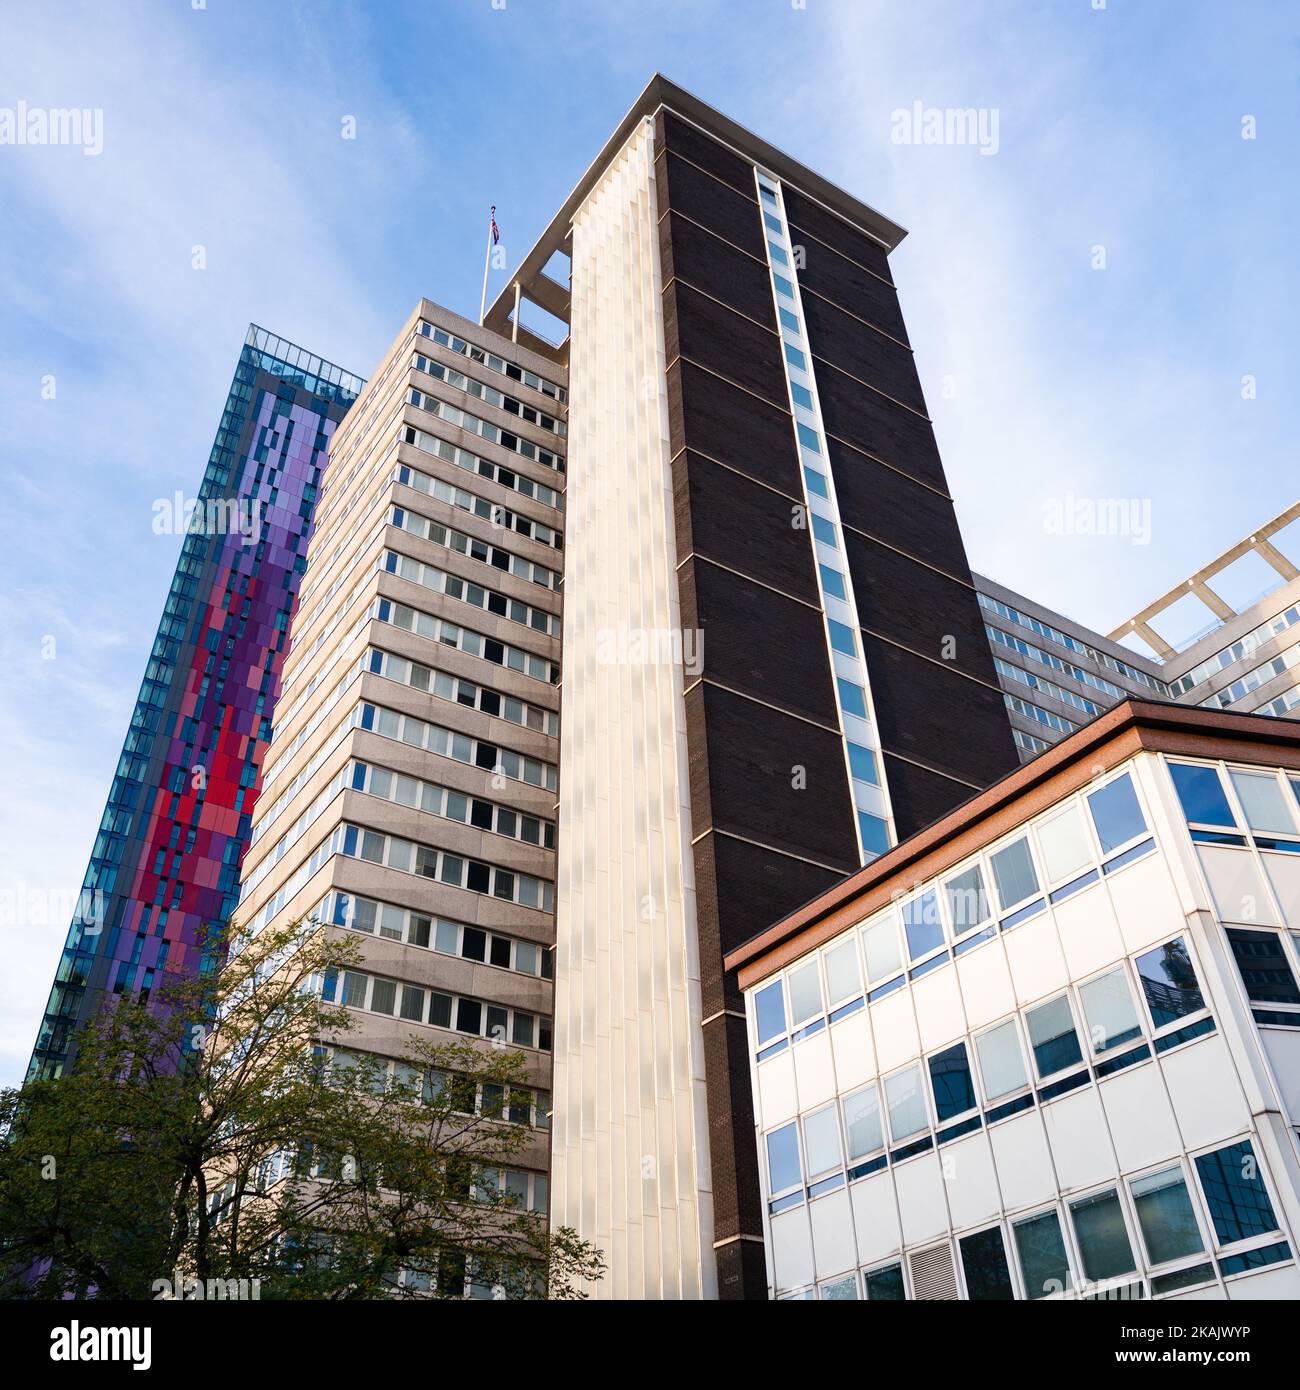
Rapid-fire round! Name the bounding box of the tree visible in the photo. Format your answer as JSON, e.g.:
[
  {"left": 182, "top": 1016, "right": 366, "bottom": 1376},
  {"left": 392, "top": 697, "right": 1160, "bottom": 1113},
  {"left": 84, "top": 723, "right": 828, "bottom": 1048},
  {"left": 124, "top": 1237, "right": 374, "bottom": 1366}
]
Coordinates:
[{"left": 0, "top": 917, "right": 604, "bottom": 1300}]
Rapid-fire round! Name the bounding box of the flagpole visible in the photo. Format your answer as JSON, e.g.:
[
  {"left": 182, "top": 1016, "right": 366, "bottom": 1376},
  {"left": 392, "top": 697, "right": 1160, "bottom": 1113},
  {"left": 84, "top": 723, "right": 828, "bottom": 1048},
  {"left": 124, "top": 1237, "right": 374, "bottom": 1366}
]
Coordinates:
[{"left": 479, "top": 206, "right": 494, "bottom": 326}]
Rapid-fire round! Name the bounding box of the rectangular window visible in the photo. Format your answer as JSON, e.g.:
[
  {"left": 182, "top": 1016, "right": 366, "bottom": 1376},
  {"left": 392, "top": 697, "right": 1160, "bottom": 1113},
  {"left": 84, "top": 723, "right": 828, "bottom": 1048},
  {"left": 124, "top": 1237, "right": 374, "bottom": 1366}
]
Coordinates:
[
  {"left": 827, "top": 618, "right": 856, "bottom": 656},
  {"left": 1135, "top": 937, "right": 1205, "bottom": 1028},
  {"left": 1069, "top": 1188, "right": 1136, "bottom": 1282},
  {"left": 1036, "top": 803, "right": 1092, "bottom": 883},
  {"left": 766, "top": 1123, "right": 802, "bottom": 1197},
  {"left": 811, "top": 514, "right": 837, "bottom": 548},
  {"left": 1087, "top": 773, "right": 1147, "bottom": 854},
  {"left": 1226, "top": 928, "right": 1300, "bottom": 1006},
  {"left": 837, "top": 678, "right": 867, "bottom": 719},
  {"left": 928, "top": 1042, "right": 976, "bottom": 1122},
  {"left": 819, "top": 564, "right": 846, "bottom": 601},
  {"left": 944, "top": 864, "right": 990, "bottom": 935},
  {"left": 864, "top": 1263, "right": 905, "bottom": 1300},
  {"left": 990, "top": 837, "right": 1039, "bottom": 910},
  {"left": 884, "top": 1065, "right": 928, "bottom": 1143},
  {"left": 823, "top": 938, "right": 861, "bottom": 1004},
  {"left": 847, "top": 741, "right": 878, "bottom": 785},
  {"left": 796, "top": 422, "right": 820, "bottom": 452},
  {"left": 1025, "top": 995, "right": 1083, "bottom": 1079},
  {"left": 959, "top": 1226, "right": 1015, "bottom": 1300},
  {"left": 803, "top": 1106, "right": 842, "bottom": 1177},
  {"left": 1229, "top": 769, "right": 1296, "bottom": 835},
  {"left": 1078, "top": 968, "right": 1143, "bottom": 1054},
  {"left": 787, "top": 960, "right": 823, "bottom": 1025},
  {"left": 1013, "top": 1210, "right": 1072, "bottom": 1299},
  {"left": 1169, "top": 762, "right": 1236, "bottom": 827},
  {"left": 842, "top": 1085, "right": 884, "bottom": 1160},
  {"left": 754, "top": 980, "right": 786, "bottom": 1044},
  {"left": 1194, "top": 1141, "right": 1279, "bottom": 1245},
  {"left": 862, "top": 913, "right": 902, "bottom": 983},
  {"left": 975, "top": 1019, "right": 1028, "bottom": 1099},
  {"left": 902, "top": 890, "right": 943, "bottom": 961},
  {"left": 1130, "top": 1166, "right": 1205, "bottom": 1265}
]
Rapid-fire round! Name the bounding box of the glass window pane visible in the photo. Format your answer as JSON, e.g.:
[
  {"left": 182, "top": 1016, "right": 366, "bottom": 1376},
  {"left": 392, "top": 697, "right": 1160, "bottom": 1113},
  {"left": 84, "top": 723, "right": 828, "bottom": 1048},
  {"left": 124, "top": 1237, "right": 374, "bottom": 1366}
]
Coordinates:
[
  {"left": 1169, "top": 762, "right": 1236, "bottom": 827},
  {"left": 990, "top": 837, "right": 1039, "bottom": 910},
  {"left": 884, "top": 1065, "right": 928, "bottom": 1143},
  {"left": 823, "top": 939, "right": 861, "bottom": 1004},
  {"left": 944, "top": 864, "right": 989, "bottom": 935},
  {"left": 959, "top": 1226, "right": 1014, "bottom": 1300},
  {"left": 928, "top": 1042, "right": 976, "bottom": 1122},
  {"left": 787, "top": 961, "right": 823, "bottom": 1025},
  {"left": 864, "top": 1263, "right": 905, "bottom": 1300},
  {"left": 975, "top": 1019, "right": 1028, "bottom": 1099},
  {"left": 1087, "top": 773, "right": 1147, "bottom": 854},
  {"left": 766, "top": 1124, "right": 802, "bottom": 1195},
  {"left": 1013, "top": 1210, "right": 1072, "bottom": 1299},
  {"left": 1194, "top": 1141, "right": 1279, "bottom": 1245},
  {"left": 903, "top": 890, "right": 944, "bottom": 960},
  {"left": 1135, "top": 937, "right": 1205, "bottom": 1027},
  {"left": 1131, "top": 1166, "right": 1205, "bottom": 1265},
  {"left": 1037, "top": 803, "right": 1093, "bottom": 882},
  {"left": 1069, "top": 1188, "right": 1136, "bottom": 1282},
  {"left": 803, "top": 1106, "right": 842, "bottom": 1176},
  {"left": 1025, "top": 995, "right": 1082, "bottom": 1078},
  {"left": 1226, "top": 928, "right": 1300, "bottom": 1005},
  {"left": 1229, "top": 770, "right": 1296, "bottom": 835},
  {"left": 862, "top": 913, "right": 902, "bottom": 983},
  {"left": 755, "top": 980, "right": 786, "bottom": 1044},
  {"left": 1078, "top": 968, "right": 1143, "bottom": 1054},
  {"left": 842, "top": 1085, "right": 884, "bottom": 1160},
  {"left": 820, "top": 1275, "right": 858, "bottom": 1300}
]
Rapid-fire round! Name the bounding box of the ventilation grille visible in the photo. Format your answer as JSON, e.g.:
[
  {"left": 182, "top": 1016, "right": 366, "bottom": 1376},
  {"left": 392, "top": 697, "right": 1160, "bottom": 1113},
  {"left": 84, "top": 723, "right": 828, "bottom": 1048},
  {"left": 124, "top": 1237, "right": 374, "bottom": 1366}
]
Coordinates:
[{"left": 909, "top": 1242, "right": 958, "bottom": 1300}]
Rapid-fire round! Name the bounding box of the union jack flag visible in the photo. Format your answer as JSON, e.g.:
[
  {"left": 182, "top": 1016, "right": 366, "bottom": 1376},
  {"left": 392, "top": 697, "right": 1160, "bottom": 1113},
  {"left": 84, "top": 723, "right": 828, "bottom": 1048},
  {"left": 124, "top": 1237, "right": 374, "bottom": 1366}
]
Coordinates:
[{"left": 490, "top": 206, "right": 500, "bottom": 245}]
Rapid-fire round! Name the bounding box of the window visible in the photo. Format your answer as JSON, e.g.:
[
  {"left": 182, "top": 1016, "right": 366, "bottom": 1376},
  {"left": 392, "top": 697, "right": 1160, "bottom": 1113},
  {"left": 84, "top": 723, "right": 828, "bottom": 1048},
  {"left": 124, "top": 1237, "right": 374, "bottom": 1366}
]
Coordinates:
[
  {"left": 1013, "top": 1210, "right": 1072, "bottom": 1298},
  {"left": 803, "top": 1106, "right": 842, "bottom": 1177},
  {"left": 1169, "top": 762, "right": 1236, "bottom": 827},
  {"left": 1078, "top": 968, "right": 1143, "bottom": 1055},
  {"left": 944, "top": 864, "right": 990, "bottom": 936},
  {"left": 812, "top": 514, "right": 837, "bottom": 548},
  {"left": 1226, "top": 928, "right": 1300, "bottom": 1006},
  {"left": 823, "top": 938, "right": 861, "bottom": 1005},
  {"left": 1194, "top": 1141, "right": 1279, "bottom": 1245},
  {"left": 842, "top": 1085, "right": 884, "bottom": 1160},
  {"left": 929, "top": 1042, "right": 976, "bottom": 1122},
  {"left": 820, "top": 1275, "right": 857, "bottom": 1300},
  {"left": 827, "top": 619, "right": 856, "bottom": 656},
  {"left": 864, "top": 1262, "right": 905, "bottom": 1300},
  {"left": 902, "top": 891, "right": 943, "bottom": 961},
  {"left": 1130, "top": 1166, "right": 1205, "bottom": 1265},
  {"left": 862, "top": 913, "right": 902, "bottom": 983},
  {"left": 754, "top": 980, "right": 785, "bottom": 1044},
  {"left": 1069, "top": 1188, "right": 1136, "bottom": 1282},
  {"left": 990, "top": 836, "right": 1039, "bottom": 910},
  {"left": 820, "top": 564, "right": 846, "bottom": 601},
  {"left": 787, "top": 960, "right": 823, "bottom": 1025},
  {"left": 884, "top": 1065, "right": 928, "bottom": 1143},
  {"left": 847, "top": 742, "right": 878, "bottom": 785},
  {"left": 766, "top": 1124, "right": 802, "bottom": 1198},
  {"left": 959, "top": 1226, "right": 1015, "bottom": 1300},
  {"left": 1025, "top": 995, "right": 1083, "bottom": 1079},
  {"left": 975, "top": 1019, "right": 1029, "bottom": 1100},
  {"left": 837, "top": 679, "right": 867, "bottom": 720},
  {"left": 1135, "top": 937, "right": 1205, "bottom": 1028},
  {"left": 796, "top": 421, "right": 819, "bottom": 451},
  {"left": 1229, "top": 769, "right": 1296, "bottom": 835},
  {"left": 1087, "top": 773, "right": 1147, "bottom": 854},
  {"left": 1036, "top": 803, "right": 1092, "bottom": 883}
]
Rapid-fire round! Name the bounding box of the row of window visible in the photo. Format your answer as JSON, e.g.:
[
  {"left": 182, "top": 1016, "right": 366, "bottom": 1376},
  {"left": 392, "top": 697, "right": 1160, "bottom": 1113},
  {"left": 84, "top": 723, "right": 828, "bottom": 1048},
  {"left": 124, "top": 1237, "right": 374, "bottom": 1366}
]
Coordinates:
[
  {"left": 413, "top": 353, "right": 565, "bottom": 436},
  {"left": 1012, "top": 728, "right": 1050, "bottom": 757},
  {"left": 240, "top": 761, "right": 351, "bottom": 903},
  {"left": 1200, "top": 634, "right": 1300, "bottom": 711},
  {"left": 797, "top": 1140, "right": 1285, "bottom": 1301},
  {"left": 986, "top": 622, "right": 1129, "bottom": 703},
  {"left": 367, "top": 646, "right": 559, "bottom": 738},
  {"left": 978, "top": 593, "right": 1170, "bottom": 694},
  {"left": 1170, "top": 602, "right": 1300, "bottom": 696},
  {"left": 382, "top": 548, "right": 560, "bottom": 638},
  {"left": 993, "top": 655, "right": 1101, "bottom": 718},
  {"left": 397, "top": 444, "right": 563, "bottom": 524},
  {"left": 322, "top": 964, "right": 554, "bottom": 1050},
  {"left": 373, "top": 595, "right": 558, "bottom": 685},
  {"left": 418, "top": 320, "right": 566, "bottom": 404},
  {"left": 315, "top": 887, "right": 553, "bottom": 979},
  {"left": 349, "top": 757, "right": 555, "bottom": 849},
  {"left": 407, "top": 387, "right": 564, "bottom": 472},
  {"left": 1256, "top": 681, "right": 1300, "bottom": 718},
  {"left": 1004, "top": 691, "right": 1077, "bottom": 736},
  {"left": 763, "top": 933, "right": 1209, "bottom": 1210},
  {"left": 388, "top": 503, "right": 559, "bottom": 590},
  {"left": 754, "top": 771, "right": 1153, "bottom": 1056},
  {"left": 355, "top": 699, "right": 557, "bottom": 792}
]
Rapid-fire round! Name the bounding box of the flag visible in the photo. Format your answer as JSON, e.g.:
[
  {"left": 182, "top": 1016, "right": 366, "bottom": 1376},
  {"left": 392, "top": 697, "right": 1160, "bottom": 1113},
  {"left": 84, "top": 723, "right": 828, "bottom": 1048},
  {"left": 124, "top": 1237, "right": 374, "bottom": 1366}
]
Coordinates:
[{"left": 490, "top": 206, "right": 500, "bottom": 245}]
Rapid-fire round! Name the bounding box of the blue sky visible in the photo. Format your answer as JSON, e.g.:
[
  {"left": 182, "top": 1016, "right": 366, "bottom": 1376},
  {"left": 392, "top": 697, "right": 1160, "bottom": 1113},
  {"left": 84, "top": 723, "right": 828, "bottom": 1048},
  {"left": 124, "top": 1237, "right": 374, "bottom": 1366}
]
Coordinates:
[{"left": 1, "top": 0, "right": 1297, "bottom": 1086}]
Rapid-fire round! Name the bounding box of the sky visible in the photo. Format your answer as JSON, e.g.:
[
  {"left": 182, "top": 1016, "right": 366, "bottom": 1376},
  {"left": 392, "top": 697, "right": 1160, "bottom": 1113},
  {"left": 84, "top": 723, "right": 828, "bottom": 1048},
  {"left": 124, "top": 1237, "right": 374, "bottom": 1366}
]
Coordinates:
[{"left": 1, "top": 0, "right": 1297, "bottom": 1088}]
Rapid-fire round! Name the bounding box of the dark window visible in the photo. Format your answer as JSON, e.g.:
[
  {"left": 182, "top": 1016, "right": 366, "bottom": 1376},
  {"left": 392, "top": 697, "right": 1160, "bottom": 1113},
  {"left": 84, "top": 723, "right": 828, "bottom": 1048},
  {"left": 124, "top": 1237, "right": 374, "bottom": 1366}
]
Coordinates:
[
  {"left": 1169, "top": 763, "right": 1236, "bottom": 827},
  {"left": 864, "top": 1263, "right": 905, "bottom": 1300},
  {"left": 1026, "top": 996, "right": 1082, "bottom": 1078},
  {"left": 1087, "top": 774, "right": 1147, "bottom": 854},
  {"left": 1225, "top": 929, "right": 1300, "bottom": 1006},
  {"left": 470, "top": 799, "right": 494, "bottom": 830},
  {"left": 1194, "top": 1141, "right": 1280, "bottom": 1245},
  {"left": 490, "top": 935, "right": 512, "bottom": 968},
  {"left": 428, "top": 992, "right": 452, "bottom": 1029},
  {"left": 461, "top": 928, "right": 486, "bottom": 962},
  {"left": 466, "top": 861, "right": 491, "bottom": 894},
  {"left": 456, "top": 998, "right": 483, "bottom": 1035},
  {"left": 1135, "top": 937, "right": 1205, "bottom": 1028},
  {"left": 928, "top": 1042, "right": 976, "bottom": 1122},
  {"left": 1013, "top": 1211, "right": 1072, "bottom": 1299},
  {"left": 959, "top": 1226, "right": 1015, "bottom": 1300}
]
